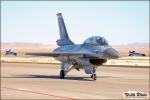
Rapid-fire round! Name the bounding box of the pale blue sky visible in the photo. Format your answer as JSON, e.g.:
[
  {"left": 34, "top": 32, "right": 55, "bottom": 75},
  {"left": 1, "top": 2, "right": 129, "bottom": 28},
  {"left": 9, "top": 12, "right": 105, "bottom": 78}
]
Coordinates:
[{"left": 1, "top": 1, "right": 149, "bottom": 45}]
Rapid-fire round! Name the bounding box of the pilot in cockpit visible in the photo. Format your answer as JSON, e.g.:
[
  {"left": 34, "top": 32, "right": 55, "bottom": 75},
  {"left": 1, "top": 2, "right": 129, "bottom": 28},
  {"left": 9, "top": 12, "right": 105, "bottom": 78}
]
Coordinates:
[{"left": 83, "top": 36, "right": 109, "bottom": 46}]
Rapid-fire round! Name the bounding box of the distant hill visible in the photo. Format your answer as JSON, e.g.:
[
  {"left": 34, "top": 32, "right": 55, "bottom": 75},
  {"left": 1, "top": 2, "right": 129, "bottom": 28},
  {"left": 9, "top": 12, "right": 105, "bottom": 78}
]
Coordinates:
[
  {"left": 1, "top": 42, "right": 57, "bottom": 52},
  {"left": 112, "top": 42, "right": 149, "bottom": 48},
  {"left": 127, "top": 42, "right": 149, "bottom": 47}
]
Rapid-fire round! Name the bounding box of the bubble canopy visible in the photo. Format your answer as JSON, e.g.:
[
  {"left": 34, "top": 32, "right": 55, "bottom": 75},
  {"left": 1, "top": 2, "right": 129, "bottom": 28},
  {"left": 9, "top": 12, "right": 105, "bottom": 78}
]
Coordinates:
[{"left": 83, "top": 36, "right": 109, "bottom": 46}]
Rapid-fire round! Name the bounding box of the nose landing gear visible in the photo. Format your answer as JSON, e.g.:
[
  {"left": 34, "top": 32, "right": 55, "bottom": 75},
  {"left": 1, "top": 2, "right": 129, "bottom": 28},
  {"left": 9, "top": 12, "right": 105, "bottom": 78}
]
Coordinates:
[
  {"left": 91, "top": 74, "right": 96, "bottom": 80},
  {"left": 91, "top": 67, "right": 97, "bottom": 80}
]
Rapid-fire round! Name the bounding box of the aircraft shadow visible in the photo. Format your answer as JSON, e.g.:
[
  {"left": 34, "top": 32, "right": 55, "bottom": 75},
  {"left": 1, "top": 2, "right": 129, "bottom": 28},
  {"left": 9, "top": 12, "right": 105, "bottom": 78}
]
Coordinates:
[{"left": 2, "top": 74, "right": 116, "bottom": 81}]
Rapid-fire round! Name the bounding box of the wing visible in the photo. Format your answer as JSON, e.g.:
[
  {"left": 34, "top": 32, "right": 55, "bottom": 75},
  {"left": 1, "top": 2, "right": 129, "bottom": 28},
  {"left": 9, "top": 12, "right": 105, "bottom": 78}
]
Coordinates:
[{"left": 26, "top": 52, "right": 102, "bottom": 58}]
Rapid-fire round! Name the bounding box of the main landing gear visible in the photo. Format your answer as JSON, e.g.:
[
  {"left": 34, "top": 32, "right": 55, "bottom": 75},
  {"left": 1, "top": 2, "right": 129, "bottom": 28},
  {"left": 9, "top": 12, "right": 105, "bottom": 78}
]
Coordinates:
[
  {"left": 60, "top": 66, "right": 97, "bottom": 80},
  {"left": 60, "top": 70, "right": 65, "bottom": 79}
]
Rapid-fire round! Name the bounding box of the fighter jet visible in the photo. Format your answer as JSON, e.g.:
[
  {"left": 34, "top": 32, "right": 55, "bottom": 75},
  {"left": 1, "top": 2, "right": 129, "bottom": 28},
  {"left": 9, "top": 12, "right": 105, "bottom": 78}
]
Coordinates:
[
  {"left": 26, "top": 13, "right": 119, "bottom": 80},
  {"left": 5, "top": 49, "right": 17, "bottom": 56},
  {"left": 128, "top": 50, "right": 146, "bottom": 56}
]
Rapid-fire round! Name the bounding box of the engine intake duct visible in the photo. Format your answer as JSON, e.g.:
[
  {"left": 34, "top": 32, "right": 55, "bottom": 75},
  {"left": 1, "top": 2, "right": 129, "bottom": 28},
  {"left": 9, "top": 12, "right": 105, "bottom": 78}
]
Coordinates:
[{"left": 89, "top": 59, "right": 107, "bottom": 65}]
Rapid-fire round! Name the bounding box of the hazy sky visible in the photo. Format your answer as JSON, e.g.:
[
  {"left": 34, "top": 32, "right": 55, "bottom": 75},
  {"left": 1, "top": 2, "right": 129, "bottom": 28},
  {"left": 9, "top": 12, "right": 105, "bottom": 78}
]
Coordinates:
[{"left": 1, "top": 1, "right": 149, "bottom": 45}]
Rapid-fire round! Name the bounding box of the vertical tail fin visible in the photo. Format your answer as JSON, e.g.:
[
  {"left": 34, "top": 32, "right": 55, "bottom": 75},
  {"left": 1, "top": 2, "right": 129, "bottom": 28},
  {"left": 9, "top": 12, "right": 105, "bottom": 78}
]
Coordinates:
[{"left": 56, "top": 13, "right": 74, "bottom": 46}]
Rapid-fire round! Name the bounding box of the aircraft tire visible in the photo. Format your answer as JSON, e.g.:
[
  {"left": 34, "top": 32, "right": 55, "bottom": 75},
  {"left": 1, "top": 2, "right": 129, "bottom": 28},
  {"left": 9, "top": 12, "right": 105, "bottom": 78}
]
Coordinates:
[
  {"left": 60, "top": 70, "right": 65, "bottom": 79},
  {"left": 91, "top": 74, "right": 93, "bottom": 78},
  {"left": 91, "top": 74, "right": 96, "bottom": 80},
  {"left": 93, "top": 74, "right": 96, "bottom": 80}
]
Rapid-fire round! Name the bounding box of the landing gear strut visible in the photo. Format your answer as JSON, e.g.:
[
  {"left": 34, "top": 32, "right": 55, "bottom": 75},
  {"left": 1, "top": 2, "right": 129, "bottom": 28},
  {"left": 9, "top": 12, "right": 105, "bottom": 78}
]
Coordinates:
[
  {"left": 91, "top": 67, "right": 97, "bottom": 80},
  {"left": 91, "top": 74, "right": 96, "bottom": 80},
  {"left": 60, "top": 70, "right": 65, "bottom": 79}
]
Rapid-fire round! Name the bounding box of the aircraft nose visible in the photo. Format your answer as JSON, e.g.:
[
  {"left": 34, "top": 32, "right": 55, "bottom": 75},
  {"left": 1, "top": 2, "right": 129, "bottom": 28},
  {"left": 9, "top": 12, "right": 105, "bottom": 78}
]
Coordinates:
[{"left": 103, "top": 48, "right": 119, "bottom": 59}]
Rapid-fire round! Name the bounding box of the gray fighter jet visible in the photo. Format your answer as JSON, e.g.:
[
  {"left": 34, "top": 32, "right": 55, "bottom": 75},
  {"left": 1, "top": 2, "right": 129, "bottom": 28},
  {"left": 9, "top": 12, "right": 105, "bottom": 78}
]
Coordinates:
[
  {"left": 128, "top": 50, "right": 146, "bottom": 56},
  {"left": 26, "top": 13, "right": 119, "bottom": 80},
  {"left": 5, "top": 49, "right": 17, "bottom": 56}
]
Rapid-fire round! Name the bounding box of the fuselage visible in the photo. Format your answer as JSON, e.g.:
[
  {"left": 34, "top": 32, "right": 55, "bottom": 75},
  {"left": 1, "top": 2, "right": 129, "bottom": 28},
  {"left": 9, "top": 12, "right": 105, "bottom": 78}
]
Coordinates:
[
  {"left": 54, "top": 44, "right": 110, "bottom": 54},
  {"left": 53, "top": 44, "right": 118, "bottom": 67}
]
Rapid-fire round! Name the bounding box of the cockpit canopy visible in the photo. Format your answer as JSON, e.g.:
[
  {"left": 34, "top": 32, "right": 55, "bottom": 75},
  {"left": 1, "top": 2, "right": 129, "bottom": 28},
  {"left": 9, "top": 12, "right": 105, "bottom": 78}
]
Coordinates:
[{"left": 83, "top": 36, "right": 109, "bottom": 46}]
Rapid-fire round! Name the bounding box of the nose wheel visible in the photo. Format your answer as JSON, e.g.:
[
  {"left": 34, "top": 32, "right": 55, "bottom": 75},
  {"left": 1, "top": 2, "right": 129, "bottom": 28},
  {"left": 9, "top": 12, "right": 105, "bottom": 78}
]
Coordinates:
[
  {"left": 91, "top": 67, "right": 96, "bottom": 80},
  {"left": 91, "top": 74, "right": 96, "bottom": 80},
  {"left": 60, "top": 70, "right": 65, "bottom": 79}
]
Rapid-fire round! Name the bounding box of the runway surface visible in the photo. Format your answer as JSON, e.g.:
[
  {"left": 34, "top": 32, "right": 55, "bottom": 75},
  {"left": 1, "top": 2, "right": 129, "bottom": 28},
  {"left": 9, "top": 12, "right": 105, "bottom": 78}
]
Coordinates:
[{"left": 1, "top": 63, "right": 149, "bottom": 99}]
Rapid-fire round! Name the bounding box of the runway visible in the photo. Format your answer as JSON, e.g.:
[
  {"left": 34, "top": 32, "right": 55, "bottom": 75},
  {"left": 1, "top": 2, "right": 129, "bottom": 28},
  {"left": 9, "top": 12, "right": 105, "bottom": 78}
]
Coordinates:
[{"left": 1, "top": 63, "right": 149, "bottom": 99}]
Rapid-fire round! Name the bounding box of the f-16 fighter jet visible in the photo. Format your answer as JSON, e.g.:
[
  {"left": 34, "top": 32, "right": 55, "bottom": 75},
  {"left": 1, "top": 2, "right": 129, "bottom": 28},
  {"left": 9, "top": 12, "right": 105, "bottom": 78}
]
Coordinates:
[
  {"left": 26, "top": 13, "right": 119, "bottom": 80},
  {"left": 5, "top": 49, "right": 17, "bottom": 56},
  {"left": 129, "top": 50, "right": 146, "bottom": 56}
]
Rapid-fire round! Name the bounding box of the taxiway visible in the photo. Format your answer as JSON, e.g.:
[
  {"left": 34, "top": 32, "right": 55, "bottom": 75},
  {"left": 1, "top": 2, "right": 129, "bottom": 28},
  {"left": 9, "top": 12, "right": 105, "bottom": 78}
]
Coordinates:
[{"left": 1, "top": 63, "right": 149, "bottom": 99}]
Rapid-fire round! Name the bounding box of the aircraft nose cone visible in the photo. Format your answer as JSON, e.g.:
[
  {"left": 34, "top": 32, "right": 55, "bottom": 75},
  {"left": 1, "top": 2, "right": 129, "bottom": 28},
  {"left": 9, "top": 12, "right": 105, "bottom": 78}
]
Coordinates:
[{"left": 103, "top": 48, "right": 119, "bottom": 59}]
